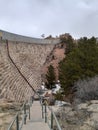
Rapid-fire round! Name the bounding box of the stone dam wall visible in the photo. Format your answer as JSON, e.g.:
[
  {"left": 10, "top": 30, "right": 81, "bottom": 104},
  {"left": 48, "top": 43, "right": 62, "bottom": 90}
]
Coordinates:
[
  {"left": 0, "top": 30, "right": 57, "bottom": 101},
  {"left": 0, "top": 30, "right": 60, "bottom": 44}
]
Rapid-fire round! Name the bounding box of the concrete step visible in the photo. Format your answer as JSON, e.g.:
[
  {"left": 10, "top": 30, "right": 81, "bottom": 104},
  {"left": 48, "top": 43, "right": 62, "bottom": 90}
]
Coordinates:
[{"left": 22, "top": 101, "right": 50, "bottom": 130}]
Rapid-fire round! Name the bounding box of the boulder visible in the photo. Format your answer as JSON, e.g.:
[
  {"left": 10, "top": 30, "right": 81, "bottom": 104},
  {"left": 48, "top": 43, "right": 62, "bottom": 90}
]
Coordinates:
[{"left": 54, "top": 100, "right": 98, "bottom": 130}]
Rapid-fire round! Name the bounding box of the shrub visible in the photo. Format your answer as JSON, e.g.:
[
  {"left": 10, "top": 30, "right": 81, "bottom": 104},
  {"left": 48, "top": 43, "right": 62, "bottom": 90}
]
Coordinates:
[
  {"left": 55, "top": 91, "right": 63, "bottom": 101},
  {"left": 74, "top": 76, "right": 98, "bottom": 103}
]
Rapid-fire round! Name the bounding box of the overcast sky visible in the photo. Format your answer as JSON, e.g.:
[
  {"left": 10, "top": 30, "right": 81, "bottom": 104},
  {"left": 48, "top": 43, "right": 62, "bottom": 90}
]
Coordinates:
[{"left": 0, "top": 0, "right": 98, "bottom": 39}]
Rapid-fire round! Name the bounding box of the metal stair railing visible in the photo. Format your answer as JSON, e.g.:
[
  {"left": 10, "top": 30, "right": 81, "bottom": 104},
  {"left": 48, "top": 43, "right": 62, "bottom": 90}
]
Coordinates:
[
  {"left": 7, "top": 98, "right": 32, "bottom": 130},
  {"left": 7, "top": 93, "right": 62, "bottom": 130},
  {"left": 40, "top": 96, "right": 62, "bottom": 130}
]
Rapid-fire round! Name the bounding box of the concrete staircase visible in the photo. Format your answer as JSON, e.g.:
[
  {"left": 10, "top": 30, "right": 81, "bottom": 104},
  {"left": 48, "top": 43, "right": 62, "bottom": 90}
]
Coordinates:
[{"left": 22, "top": 101, "right": 50, "bottom": 130}]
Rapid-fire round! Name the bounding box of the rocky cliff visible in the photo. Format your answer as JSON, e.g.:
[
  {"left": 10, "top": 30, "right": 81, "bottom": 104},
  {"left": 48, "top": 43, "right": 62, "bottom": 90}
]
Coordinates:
[{"left": 42, "top": 42, "right": 66, "bottom": 80}]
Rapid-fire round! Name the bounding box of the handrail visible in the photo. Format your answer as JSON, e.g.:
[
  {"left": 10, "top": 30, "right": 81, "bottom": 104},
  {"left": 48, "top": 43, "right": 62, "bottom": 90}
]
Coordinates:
[
  {"left": 7, "top": 113, "right": 18, "bottom": 130},
  {"left": 7, "top": 99, "right": 32, "bottom": 130},
  {"left": 41, "top": 99, "right": 62, "bottom": 130},
  {"left": 7, "top": 94, "right": 62, "bottom": 130},
  {"left": 52, "top": 111, "right": 62, "bottom": 130}
]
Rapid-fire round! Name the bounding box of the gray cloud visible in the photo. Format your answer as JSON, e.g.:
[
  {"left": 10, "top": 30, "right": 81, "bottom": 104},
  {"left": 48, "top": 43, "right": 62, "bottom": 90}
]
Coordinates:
[{"left": 0, "top": 0, "right": 98, "bottom": 38}]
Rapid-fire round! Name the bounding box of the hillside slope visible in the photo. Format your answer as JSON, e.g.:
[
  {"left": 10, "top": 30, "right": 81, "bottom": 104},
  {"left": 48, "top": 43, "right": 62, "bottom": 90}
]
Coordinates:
[{"left": 42, "top": 43, "right": 66, "bottom": 81}]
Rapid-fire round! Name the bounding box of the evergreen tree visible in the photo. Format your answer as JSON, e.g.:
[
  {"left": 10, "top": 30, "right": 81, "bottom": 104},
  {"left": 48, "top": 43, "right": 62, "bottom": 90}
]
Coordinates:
[
  {"left": 59, "top": 37, "right": 98, "bottom": 94},
  {"left": 46, "top": 65, "right": 56, "bottom": 89},
  {"left": 60, "top": 33, "right": 75, "bottom": 54}
]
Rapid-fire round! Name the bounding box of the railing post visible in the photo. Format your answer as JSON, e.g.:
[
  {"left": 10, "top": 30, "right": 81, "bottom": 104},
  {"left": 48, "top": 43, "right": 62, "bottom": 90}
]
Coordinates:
[
  {"left": 51, "top": 112, "right": 53, "bottom": 129},
  {"left": 29, "top": 105, "right": 30, "bottom": 120},
  {"left": 24, "top": 104, "right": 27, "bottom": 124},
  {"left": 39, "top": 97, "right": 41, "bottom": 104},
  {"left": 32, "top": 96, "right": 34, "bottom": 104},
  {"left": 16, "top": 115, "right": 19, "bottom": 130},
  {"left": 42, "top": 104, "right": 44, "bottom": 119},
  {"left": 45, "top": 103, "right": 47, "bottom": 123},
  {"left": 30, "top": 97, "right": 32, "bottom": 107}
]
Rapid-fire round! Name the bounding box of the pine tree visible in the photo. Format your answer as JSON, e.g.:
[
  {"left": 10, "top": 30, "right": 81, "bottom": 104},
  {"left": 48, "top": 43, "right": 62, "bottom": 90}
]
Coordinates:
[
  {"left": 59, "top": 37, "right": 98, "bottom": 94},
  {"left": 60, "top": 33, "right": 75, "bottom": 54},
  {"left": 46, "top": 65, "right": 56, "bottom": 89}
]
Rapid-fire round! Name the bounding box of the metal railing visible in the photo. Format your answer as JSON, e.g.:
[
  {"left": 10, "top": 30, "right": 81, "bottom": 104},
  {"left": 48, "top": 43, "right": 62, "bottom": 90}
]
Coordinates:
[
  {"left": 41, "top": 99, "right": 62, "bottom": 130},
  {"left": 7, "top": 92, "right": 62, "bottom": 130},
  {"left": 7, "top": 98, "right": 32, "bottom": 130}
]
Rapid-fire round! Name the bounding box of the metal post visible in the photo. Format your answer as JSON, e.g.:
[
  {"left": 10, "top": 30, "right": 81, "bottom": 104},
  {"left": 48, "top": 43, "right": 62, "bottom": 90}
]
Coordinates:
[
  {"left": 42, "top": 104, "right": 44, "bottom": 118},
  {"left": 24, "top": 104, "right": 26, "bottom": 124},
  {"left": 40, "top": 97, "right": 41, "bottom": 104},
  {"left": 45, "top": 103, "right": 47, "bottom": 123},
  {"left": 29, "top": 105, "right": 30, "bottom": 120},
  {"left": 30, "top": 97, "right": 32, "bottom": 107},
  {"left": 16, "top": 115, "right": 19, "bottom": 130},
  {"left": 51, "top": 112, "right": 53, "bottom": 129},
  {"left": 32, "top": 96, "right": 34, "bottom": 104}
]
